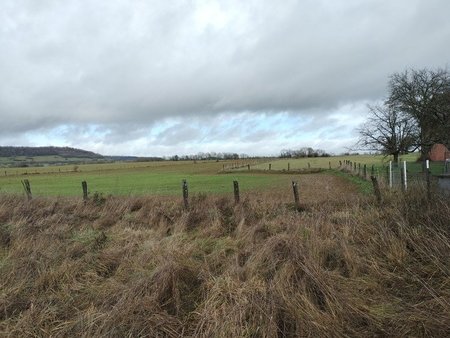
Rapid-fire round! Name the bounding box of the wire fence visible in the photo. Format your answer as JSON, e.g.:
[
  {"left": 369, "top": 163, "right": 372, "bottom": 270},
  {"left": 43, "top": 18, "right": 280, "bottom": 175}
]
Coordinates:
[{"left": 341, "top": 159, "right": 450, "bottom": 194}]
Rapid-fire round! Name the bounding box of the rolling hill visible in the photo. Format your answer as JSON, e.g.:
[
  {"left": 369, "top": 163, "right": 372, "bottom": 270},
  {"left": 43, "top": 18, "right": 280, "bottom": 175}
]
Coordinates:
[{"left": 0, "top": 146, "right": 103, "bottom": 159}]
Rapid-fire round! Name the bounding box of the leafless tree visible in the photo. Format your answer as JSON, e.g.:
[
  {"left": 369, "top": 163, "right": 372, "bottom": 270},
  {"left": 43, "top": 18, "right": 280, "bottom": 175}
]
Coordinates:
[
  {"left": 387, "top": 68, "right": 450, "bottom": 156},
  {"left": 356, "top": 104, "right": 419, "bottom": 162}
]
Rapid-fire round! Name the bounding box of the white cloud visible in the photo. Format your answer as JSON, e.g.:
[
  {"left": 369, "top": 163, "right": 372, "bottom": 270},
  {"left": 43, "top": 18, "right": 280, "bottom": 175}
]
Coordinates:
[{"left": 1, "top": 0, "right": 449, "bottom": 155}]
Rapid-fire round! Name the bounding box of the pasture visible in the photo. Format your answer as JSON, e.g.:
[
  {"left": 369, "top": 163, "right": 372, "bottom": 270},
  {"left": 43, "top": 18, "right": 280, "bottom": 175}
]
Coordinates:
[
  {"left": 250, "top": 153, "right": 446, "bottom": 175},
  {"left": 251, "top": 153, "right": 421, "bottom": 170},
  {"left": 1, "top": 153, "right": 446, "bottom": 197},
  {"left": 0, "top": 160, "right": 288, "bottom": 196}
]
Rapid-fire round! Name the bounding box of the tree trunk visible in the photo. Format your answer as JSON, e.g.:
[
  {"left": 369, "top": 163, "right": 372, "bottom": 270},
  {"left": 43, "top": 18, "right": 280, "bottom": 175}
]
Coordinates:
[{"left": 393, "top": 153, "right": 399, "bottom": 163}]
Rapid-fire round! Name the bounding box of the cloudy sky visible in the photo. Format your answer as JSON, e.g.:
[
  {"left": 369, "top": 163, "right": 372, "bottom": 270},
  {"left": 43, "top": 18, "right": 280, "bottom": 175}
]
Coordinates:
[{"left": 1, "top": 0, "right": 450, "bottom": 156}]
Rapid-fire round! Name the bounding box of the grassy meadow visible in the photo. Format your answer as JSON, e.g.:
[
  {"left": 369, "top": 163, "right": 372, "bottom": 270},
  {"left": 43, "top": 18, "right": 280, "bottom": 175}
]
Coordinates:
[
  {"left": 250, "top": 153, "right": 420, "bottom": 170},
  {"left": 250, "top": 153, "right": 446, "bottom": 176},
  {"left": 0, "top": 159, "right": 287, "bottom": 196},
  {"left": 1, "top": 153, "right": 446, "bottom": 197}
]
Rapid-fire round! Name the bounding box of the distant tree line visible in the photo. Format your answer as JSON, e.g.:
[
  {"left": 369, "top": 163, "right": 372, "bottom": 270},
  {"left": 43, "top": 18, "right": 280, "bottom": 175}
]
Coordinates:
[
  {"left": 279, "top": 147, "right": 330, "bottom": 158},
  {"left": 169, "top": 152, "right": 250, "bottom": 161},
  {"left": 0, "top": 146, "right": 102, "bottom": 159}
]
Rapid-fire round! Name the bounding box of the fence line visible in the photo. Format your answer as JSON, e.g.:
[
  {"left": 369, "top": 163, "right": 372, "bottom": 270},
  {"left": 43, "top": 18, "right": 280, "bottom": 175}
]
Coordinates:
[
  {"left": 3, "top": 158, "right": 449, "bottom": 202},
  {"left": 340, "top": 158, "right": 450, "bottom": 197}
]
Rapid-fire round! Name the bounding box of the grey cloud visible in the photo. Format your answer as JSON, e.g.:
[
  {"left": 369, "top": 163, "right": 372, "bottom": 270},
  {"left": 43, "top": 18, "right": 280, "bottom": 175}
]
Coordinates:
[
  {"left": 1, "top": 0, "right": 449, "bottom": 149},
  {"left": 155, "top": 123, "right": 201, "bottom": 146}
]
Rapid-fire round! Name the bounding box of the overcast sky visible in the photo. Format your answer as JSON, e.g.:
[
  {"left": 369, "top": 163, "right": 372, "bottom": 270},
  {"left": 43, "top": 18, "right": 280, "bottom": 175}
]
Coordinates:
[{"left": 1, "top": 0, "right": 450, "bottom": 156}]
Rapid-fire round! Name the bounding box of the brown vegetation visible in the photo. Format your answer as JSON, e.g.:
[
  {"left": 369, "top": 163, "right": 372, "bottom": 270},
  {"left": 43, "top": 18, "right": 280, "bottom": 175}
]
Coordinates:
[{"left": 0, "top": 184, "right": 449, "bottom": 337}]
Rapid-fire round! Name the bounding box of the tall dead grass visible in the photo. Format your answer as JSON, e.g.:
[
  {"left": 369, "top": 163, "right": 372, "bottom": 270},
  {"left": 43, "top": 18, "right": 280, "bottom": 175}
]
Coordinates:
[{"left": 0, "top": 187, "right": 449, "bottom": 337}]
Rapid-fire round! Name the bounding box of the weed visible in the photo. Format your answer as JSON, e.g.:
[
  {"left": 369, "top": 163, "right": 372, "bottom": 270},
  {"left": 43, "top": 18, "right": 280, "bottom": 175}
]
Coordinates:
[{"left": 91, "top": 191, "right": 106, "bottom": 205}]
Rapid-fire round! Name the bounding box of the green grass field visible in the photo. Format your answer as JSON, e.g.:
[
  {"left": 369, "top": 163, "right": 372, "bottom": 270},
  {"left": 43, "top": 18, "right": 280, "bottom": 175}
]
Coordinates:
[
  {"left": 0, "top": 154, "right": 446, "bottom": 197},
  {"left": 249, "top": 153, "right": 419, "bottom": 170},
  {"left": 0, "top": 160, "right": 287, "bottom": 196},
  {"left": 248, "top": 153, "right": 446, "bottom": 175}
]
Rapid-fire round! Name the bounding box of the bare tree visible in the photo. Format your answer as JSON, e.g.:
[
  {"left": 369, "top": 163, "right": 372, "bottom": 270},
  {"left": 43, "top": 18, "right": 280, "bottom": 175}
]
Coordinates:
[
  {"left": 427, "top": 90, "right": 450, "bottom": 147},
  {"left": 387, "top": 68, "right": 450, "bottom": 156},
  {"left": 356, "top": 104, "right": 419, "bottom": 162}
]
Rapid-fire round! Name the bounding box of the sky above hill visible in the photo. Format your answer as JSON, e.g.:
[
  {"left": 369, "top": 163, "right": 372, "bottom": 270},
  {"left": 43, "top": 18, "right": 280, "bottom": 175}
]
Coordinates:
[{"left": 1, "top": 0, "right": 450, "bottom": 156}]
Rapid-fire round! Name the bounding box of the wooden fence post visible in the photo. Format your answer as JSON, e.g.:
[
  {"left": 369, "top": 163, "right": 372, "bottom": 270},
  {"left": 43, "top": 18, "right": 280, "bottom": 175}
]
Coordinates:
[
  {"left": 82, "top": 181, "right": 88, "bottom": 201},
  {"left": 21, "top": 179, "right": 32, "bottom": 200},
  {"left": 363, "top": 164, "right": 367, "bottom": 180},
  {"left": 371, "top": 176, "right": 382, "bottom": 203},
  {"left": 233, "top": 180, "right": 240, "bottom": 204},
  {"left": 329, "top": 161, "right": 331, "bottom": 170},
  {"left": 292, "top": 181, "right": 300, "bottom": 210},
  {"left": 248, "top": 164, "right": 250, "bottom": 170},
  {"left": 426, "top": 168, "right": 431, "bottom": 199},
  {"left": 182, "top": 179, "right": 189, "bottom": 209},
  {"left": 269, "top": 163, "right": 272, "bottom": 170},
  {"left": 371, "top": 165, "right": 375, "bottom": 177}
]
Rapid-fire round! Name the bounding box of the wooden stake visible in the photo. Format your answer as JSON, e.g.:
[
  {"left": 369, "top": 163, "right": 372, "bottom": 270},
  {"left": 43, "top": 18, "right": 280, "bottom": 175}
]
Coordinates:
[
  {"left": 426, "top": 168, "right": 431, "bottom": 199},
  {"left": 292, "top": 181, "right": 300, "bottom": 210},
  {"left": 233, "top": 180, "right": 240, "bottom": 204},
  {"left": 82, "top": 181, "right": 88, "bottom": 201},
  {"left": 371, "top": 176, "right": 382, "bottom": 203},
  {"left": 182, "top": 179, "right": 189, "bottom": 209}
]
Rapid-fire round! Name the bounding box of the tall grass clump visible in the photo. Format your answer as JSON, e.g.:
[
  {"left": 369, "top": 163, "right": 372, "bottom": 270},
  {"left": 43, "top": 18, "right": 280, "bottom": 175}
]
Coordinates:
[{"left": 0, "top": 185, "right": 449, "bottom": 337}]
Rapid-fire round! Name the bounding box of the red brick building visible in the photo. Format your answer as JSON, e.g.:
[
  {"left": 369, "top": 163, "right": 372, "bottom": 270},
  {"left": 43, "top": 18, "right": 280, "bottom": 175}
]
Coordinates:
[{"left": 428, "top": 143, "right": 450, "bottom": 161}]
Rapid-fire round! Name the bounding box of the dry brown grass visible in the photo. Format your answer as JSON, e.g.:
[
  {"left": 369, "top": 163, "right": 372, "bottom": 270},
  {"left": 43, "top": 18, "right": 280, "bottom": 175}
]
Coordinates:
[{"left": 0, "top": 181, "right": 449, "bottom": 337}]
